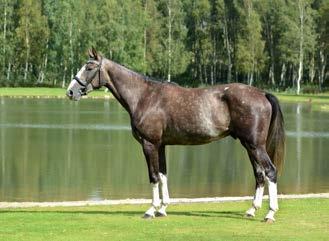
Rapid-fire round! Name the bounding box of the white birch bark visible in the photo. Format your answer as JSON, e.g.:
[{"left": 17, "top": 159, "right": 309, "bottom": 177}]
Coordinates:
[
  {"left": 167, "top": 0, "right": 172, "bottom": 82},
  {"left": 23, "top": 10, "right": 30, "bottom": 82},
  {"left": 319, "top": 48, "right": 326, "bottom": 89},
  {"left": 309, "top": 52, "right": 315, "bottom": 84},
  {"left": 280, "top": 63, "right": 286, "bottom": 86},
  {"left": 3, "top": 0, "right": 7, "bottom": 72},
  {"left": 223, "top": 9, "right": 232, "bottom": 83},
  {"left": 143, "top": 0, "right": 147, "bottom": 74},
  {"left": 296, "top": 0, "right": 305, "bottom": 95}
]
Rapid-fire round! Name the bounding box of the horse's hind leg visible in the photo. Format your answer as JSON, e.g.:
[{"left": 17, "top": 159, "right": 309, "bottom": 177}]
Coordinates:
[
  {"left": 245, "top": 153, "right": 265, "bottom": 218},
  {"left": 244, "top": 144, "right": 278, "bottom": 222},
  {"left": 156, "top": 145, "right": 170, "bottom": 217}
]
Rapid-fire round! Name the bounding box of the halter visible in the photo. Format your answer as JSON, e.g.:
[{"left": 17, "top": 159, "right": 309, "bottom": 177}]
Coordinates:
[{"left": 73, "top": 58, "right": 103, "bottom": 91}]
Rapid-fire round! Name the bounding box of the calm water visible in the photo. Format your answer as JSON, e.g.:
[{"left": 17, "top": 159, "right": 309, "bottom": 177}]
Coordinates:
[{"left": 0, "top": 97, "right": 328, "bottom": 202}]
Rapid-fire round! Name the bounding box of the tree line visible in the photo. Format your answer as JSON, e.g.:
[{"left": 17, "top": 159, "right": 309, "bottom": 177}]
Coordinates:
[{"left": 0, "top": 0, "right": 328, "bottom": 93}]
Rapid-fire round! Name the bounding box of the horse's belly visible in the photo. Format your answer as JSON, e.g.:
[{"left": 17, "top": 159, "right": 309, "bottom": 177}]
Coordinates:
[{"left": 162, "top": 126, "right": 229, "bottom": 145}]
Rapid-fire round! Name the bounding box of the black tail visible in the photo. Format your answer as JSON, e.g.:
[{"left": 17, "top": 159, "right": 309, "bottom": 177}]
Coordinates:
[{"left": 265, "top": 93, "right": 285, "bottom": 175}]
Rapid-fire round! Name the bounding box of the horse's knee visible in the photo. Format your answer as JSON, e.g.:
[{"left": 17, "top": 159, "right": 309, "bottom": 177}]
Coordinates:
[
  {"left": 149, "top": 172, "right": 160, "bottom": 184},
  {"left": 255, "top": 171, "right": 266, "bottom": 187},
  {"left": 265, "top": 165, "right": 277, "bottom": 183}
]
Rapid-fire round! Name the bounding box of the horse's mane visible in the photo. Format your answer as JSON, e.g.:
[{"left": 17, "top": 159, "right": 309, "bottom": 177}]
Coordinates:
[{"left": 110, "top": 59, "right": 179, "bottom": 86}]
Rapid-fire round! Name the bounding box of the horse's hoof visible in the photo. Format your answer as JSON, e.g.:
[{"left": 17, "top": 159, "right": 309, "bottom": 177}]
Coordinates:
[
  {"left": 245, "top": 213, "right": 255, "bottom": 218},
  {"left": 142, "top": 214, "right": 154, "bottom": 219},
  {"left": 155, "top": 211, "right": 167, "bottom": 218},
  {"left": 264, "top": 218, "right": 275, "bottom": 224}
]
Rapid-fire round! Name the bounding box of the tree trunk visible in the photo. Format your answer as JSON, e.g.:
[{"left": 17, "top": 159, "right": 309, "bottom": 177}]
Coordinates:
[
  {"left": 167, "top": 0, "right": 172, "bottom": 82},
  {"left": 280, "top": 63, "right": 286, "bottom": 86},
  {"left": 296, "top": 0, "right": 305, "bottom": 95},
  {"left": 62, "top": 64, "right": 67, "bottom": 88},
  {"left": 269, "top": 30, "right": 275, "bottom": 85},
  {"left": 264, "top": 16, "right": 275, "bottom": 86},
  {"left": 309, "top": 52, "right": 315, "bottom": 84},
  {"left": 211, "top": 64, "right": 214, "bottom": 85},
  {"left": 38, "top": 38, "right": 49, "bottom": 83},
  {"left": 211, "top": 38, "right": 216, "bottom": 85},
  {"left": 23, "top": 12, "right": 30, "bottom": 83},
  {"left": 143, "top": 0, "right": 147, "bottom": 74},
  {"left": 3, "top": 0, "right": 7, "bottom": 74},
  {"left": 198, "top": 62, "right": 203, "bottom": 84},
  {"left": 6, "top": 62, "right": 11, "bottom": 82},
  {"left": 69, "top": 18, "right": 74, "bottom": 82},
  {"left": 204, "top": 64, "right": 208, "bottom": 84},
  {"left": 319, "top": 48, "right": 326, "bottom": 90},
  {"left": 223, "top": 9, "right": 231, "bottom": 83}
]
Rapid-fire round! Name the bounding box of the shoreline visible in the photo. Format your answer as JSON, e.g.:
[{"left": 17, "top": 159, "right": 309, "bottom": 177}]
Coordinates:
[
  {"left": 1, "top": 87, "right": 329, "bottom": 104},
  {"left": 1, "top": 193, "right": 328, "bottom": 209}
]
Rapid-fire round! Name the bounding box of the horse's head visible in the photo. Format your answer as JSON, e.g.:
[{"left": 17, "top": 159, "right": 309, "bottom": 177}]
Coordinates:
[{"left": 66, "top": 48, "right": 106, "bottom": 101}]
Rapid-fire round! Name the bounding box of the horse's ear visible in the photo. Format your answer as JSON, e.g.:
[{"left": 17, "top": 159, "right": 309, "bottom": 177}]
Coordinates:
[
  {"left": 88, "top": 48, "right": 94, "bottom": 59},
  {"left": 92, "top": 47, "right": 100, "bottom": 60}
]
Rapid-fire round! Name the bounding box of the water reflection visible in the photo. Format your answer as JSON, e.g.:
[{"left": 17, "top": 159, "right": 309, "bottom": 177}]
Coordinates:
[{"left": 0, "top": 98, "right": 328, "bottom": 201}]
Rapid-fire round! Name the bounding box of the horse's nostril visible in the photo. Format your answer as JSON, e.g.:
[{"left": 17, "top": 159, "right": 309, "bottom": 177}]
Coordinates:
[{"left": 66, "top": 90, "right": 73, "bottom": 97}]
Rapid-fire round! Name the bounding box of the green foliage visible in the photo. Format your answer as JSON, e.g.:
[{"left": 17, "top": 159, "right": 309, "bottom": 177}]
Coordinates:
[
  {"left": 235, "top": 0, "right": 265, "bottom": 84},
  {"left": 0, "top": 0, "right": 328, "bottom": 90}
]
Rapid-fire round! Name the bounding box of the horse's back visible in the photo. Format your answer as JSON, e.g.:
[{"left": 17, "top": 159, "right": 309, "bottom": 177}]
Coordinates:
[{"left": 158, "top": 83, "right": 231, "bottom": 145}]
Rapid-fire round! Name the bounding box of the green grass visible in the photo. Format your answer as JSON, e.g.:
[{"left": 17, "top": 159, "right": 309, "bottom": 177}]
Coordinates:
[
  {"left": 275, "top": 92, "right": 329, "bottom": 104},
  {"left": 0, "top": 87, "right": 113, "bottom": 99},
  {"left": 0, "top": 199, "right": 328, "bottom": 241}
]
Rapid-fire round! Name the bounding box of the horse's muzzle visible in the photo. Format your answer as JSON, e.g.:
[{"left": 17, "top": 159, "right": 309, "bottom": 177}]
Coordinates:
[{"left": 66, "top": 90, "right": 74, "bottom": 99}]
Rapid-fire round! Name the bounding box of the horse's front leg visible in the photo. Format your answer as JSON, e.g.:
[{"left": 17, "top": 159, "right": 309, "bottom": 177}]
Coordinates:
[
  {"left": 142, "top": 140, "right": 161, "bottom": 219},
  {"left": 156, "top": 145, "right": 170, "bottom": 217}
]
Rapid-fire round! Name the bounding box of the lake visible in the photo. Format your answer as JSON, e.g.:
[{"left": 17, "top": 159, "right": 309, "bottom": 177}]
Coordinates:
[{"left": 0, "top": 97, "right": 328, "bottom": 201}]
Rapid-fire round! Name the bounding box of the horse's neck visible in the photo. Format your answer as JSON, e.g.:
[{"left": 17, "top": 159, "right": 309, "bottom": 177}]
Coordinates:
[{"left": 106, "top": 60, "right": 148, "bottom": 114}]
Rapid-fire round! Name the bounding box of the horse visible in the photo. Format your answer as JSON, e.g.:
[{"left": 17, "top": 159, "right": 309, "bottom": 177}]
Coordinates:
[{"left": 66, "top": 48, "right": 285, "bottom": 223}]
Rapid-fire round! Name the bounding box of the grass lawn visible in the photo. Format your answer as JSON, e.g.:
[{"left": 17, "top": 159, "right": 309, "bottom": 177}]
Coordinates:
[
  {"left": 275, "top": 92, "right": 329, "bottom": 104},
  {"left": 0, "top": 198, "right": 328, "bottom": 241}
]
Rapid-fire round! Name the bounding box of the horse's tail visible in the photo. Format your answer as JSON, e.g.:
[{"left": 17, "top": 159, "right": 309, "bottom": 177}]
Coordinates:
[{"left": 265, "top": 93, "right": 285, "bottom": 175}]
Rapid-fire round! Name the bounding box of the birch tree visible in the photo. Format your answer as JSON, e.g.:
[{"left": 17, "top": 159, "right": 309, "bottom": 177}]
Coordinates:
[
  {"left": 317, "top": 0, "right": 329, "bottom": 89},
  {"left": 0, "top": 0, "right": 15, "bottom": 83},
  {"left": 16, "top": 0, "right": 49, "bottom": 83},
  {"left": 235, "top": 0, "right": 265, "bottom": 85},
  {"left": 213, "top": 0, "right": 234, "bottom": 83},
  {"left": 296, "top": 0, "right": 306, "bottom": 95}
]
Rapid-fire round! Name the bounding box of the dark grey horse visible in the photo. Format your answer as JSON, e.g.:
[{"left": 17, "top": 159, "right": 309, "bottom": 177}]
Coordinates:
[{"left": 66, "top": 48, "right": 285, "bottom": 223}]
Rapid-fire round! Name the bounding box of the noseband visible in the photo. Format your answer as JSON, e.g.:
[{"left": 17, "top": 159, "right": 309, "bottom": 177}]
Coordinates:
[{"left": 73, "top": 58, "right": 103, "bottom": 93}]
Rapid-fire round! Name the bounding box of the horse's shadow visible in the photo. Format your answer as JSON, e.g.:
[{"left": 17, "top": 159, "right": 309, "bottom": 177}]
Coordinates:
[
  {"left": 0, "top": 209, "right": 258, "bottom": 221},
  {"left": 170, "top": 210, "right": 259, "bottom": 221}
]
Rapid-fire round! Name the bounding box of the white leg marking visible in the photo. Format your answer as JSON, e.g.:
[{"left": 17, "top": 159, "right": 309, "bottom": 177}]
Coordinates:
[
  {"left": 158, "top": 173, "right": 170, "bottom": 216},
  {"left": 265, "top": 210, "right": 276, "bottom": 222},
  {"left": 152, "top": 182, "right": 161, "bottom": 208},
  {"left": 145, "top": 206, "right": 157, "bottom": 217},
  {"left": 268, "top": 180, "right": 279, "bottom": 211},
  {"left": 253, "top": 186, "right": 265, "bottom": 209},
  {"left": 144, "top": 183, "right": 161, "bottom": 218},
  {"left": 159, "top": 173, "right": 170, "bottom": 205},
  {"left": 157, "top": 205, "right": 168, "bottom": 217},
  {"left": 246, "top": 185, "right": 264, "bottom": 217},
  {"left": 265, "top": 180, "right": 278, "bottom": 221},
  {"left": 246, "top": 207, "right": 256, "bottom": 217}
]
